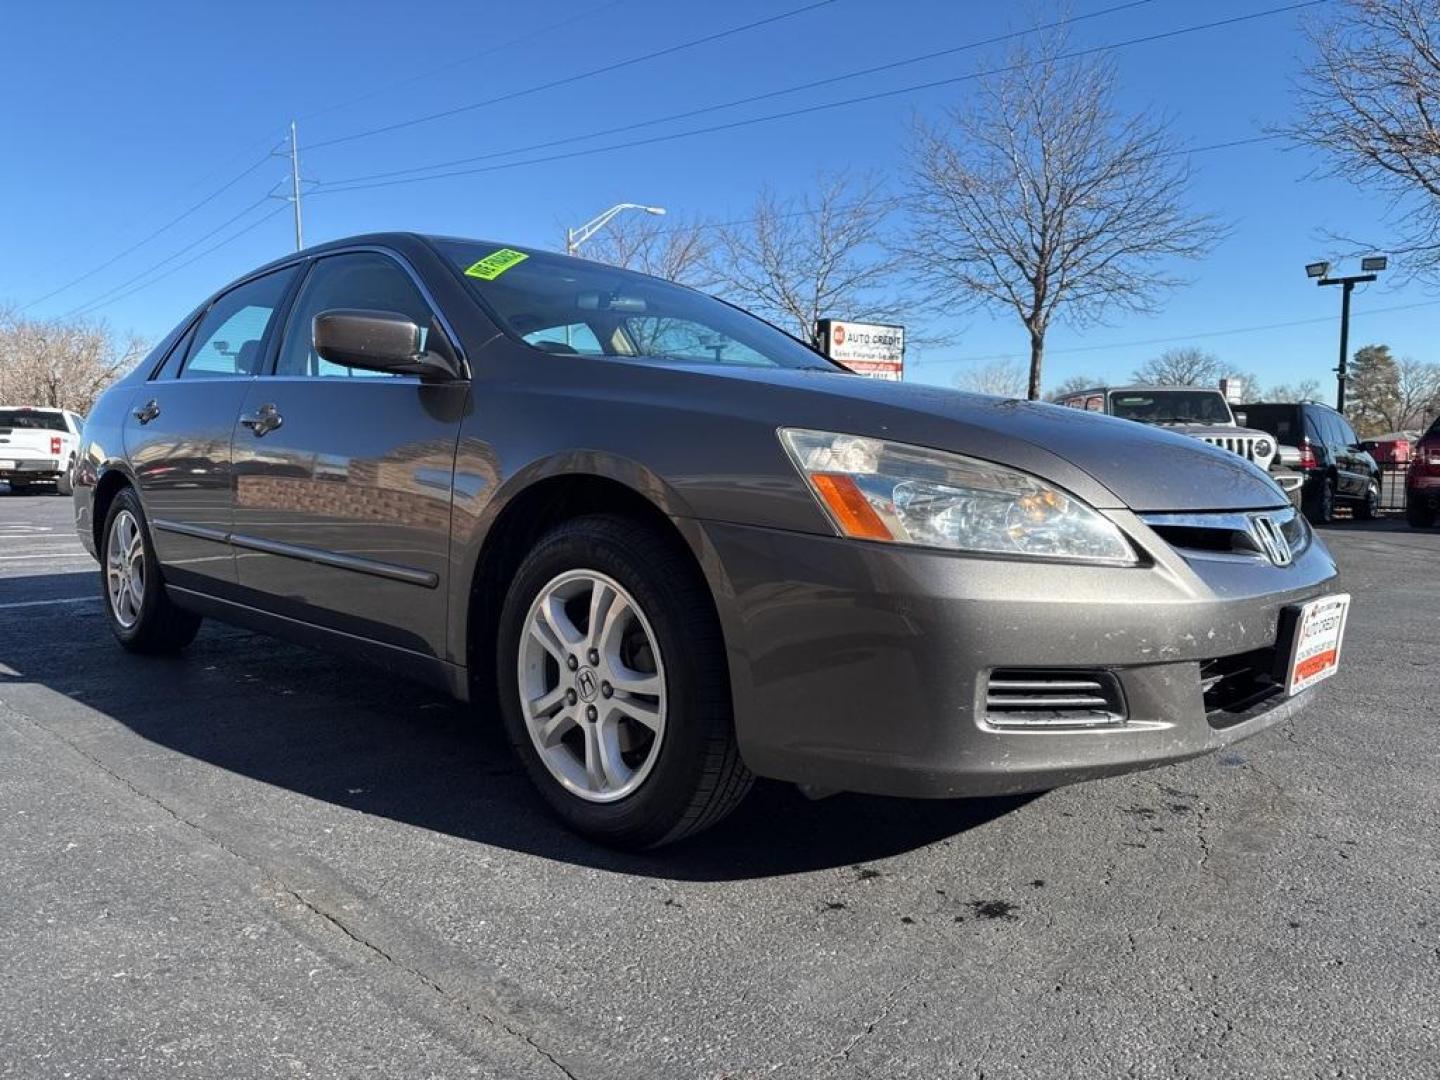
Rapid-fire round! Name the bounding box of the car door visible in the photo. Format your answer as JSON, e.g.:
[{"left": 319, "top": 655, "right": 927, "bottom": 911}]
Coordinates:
[
  {"left": 229, "top": 250, "right": 469, "bottom": 659},
  {"left": 124, "top": 265, "right": 300, "bottom": 594},
  {"left": 1333, "top": 412, "right": 1367, "bottom": 495}
]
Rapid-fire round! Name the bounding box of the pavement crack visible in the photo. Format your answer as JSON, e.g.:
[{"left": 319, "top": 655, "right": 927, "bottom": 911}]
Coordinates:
[
  {"left": 833, "top": 982, "right": 904, "bottom": 1064},
  {"left": 1, "top": 701, "right": 584, "bottom": 1080},
  {"left": 277, "top": 882, "right": 579, "bottom": 1080}
]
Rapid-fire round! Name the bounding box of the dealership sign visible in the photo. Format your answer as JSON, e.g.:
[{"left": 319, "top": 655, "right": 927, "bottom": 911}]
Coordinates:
[{"left": 816, "top": 319, "right": 904, "bottom": 380}]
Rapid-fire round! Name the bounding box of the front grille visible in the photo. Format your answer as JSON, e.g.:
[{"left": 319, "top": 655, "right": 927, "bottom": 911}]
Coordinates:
[
  {"left": 985, "top": 669, "right": 1126, "bottom": 728},
  {"left": 1201, "top": 647, "right": 1283, "bottom": 725},
  {"left": 1199, "top": 434, "right": 1272, "bottom": 467},
  {"left": 1140, "top": 508, "right": 1308, "bottom": 563}
]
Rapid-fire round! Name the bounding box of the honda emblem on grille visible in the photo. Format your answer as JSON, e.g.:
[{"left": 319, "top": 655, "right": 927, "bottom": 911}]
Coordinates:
[{"left": 1248, "top": 514, "right": 1293, "bottom": 567}]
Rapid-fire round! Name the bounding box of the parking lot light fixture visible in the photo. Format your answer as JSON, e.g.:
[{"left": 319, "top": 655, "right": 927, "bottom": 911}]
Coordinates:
[
  {"left": 1310, "top": 256, "right": 1386, "bottom": 414},
  {"left": 565, "top": 203, "right": 667, "bottom": 256}
]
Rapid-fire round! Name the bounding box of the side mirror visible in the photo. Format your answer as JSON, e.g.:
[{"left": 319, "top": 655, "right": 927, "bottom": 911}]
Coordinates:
[{"left": 313, "top": 309, "right": 462, "bottom": 381}]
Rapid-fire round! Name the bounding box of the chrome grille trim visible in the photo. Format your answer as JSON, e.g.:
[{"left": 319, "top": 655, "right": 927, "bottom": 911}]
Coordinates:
[{"left": 1139, "top": 507, "right": 1310, "bottom": 564}]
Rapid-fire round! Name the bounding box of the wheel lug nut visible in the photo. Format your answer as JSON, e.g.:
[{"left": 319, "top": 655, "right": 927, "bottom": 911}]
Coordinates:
[
  {"left": 566, "top": 689, "right": 578, "bottom": 705},
  {"left": 586, "top": 705, "right": 597, "bottom": 721},
  {"left": 601, "top": 682, "right": 612, "bottom": 698},
  {"left": 566, "top": 655, "right": 578, "bottom": 671},
  {"left": 587, "top": 649, "right": 599, "bottom": 665}
]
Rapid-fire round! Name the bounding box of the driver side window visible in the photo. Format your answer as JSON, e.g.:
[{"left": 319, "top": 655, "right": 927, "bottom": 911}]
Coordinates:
[{"left": 276, "top": 252, "right": 434, "bottom": 378}]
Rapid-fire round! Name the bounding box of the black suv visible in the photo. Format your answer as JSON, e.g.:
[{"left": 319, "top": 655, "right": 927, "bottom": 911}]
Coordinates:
[{"left": 1241, "top": 401, "right": 1381, "bottom": 523}]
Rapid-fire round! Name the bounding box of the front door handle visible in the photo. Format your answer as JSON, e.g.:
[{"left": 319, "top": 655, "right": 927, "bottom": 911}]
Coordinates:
[
  {"left": 240, "top": 404, "right": 282, "bottom": 437},
  {"left": 133, "top": 399, "right": 160, "bottom": 425}
]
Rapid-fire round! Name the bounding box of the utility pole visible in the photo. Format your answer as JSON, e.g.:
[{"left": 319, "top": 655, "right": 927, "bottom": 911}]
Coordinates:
[
  {"left": 1305, "top": 256, "right": 1386, "bottom": 414},
  {"left": 288, "top": 120, "right": 303, "bottom": 252}
]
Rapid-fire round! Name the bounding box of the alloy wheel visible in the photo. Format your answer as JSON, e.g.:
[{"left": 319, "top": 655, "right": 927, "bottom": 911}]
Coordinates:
[
  {"left": 107, "top": 509, "right": 145, "bottom": 629},
  {"left": 517, "top": 569, "right": 666, "bottom": 803}
]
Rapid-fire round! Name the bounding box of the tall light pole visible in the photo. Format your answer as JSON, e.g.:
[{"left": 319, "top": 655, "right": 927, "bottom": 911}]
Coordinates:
[
  {"left": 1306, "top": 255, "right": 1387, "bottom": 414},
  {"left": 565, "top": 203, "right": 666, "bottom": 256}
]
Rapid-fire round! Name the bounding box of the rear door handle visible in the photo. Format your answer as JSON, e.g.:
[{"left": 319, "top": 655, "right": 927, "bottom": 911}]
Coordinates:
[
  {"left": 240, "top": 403, "right": 282, "bottom": 437},
  {"left": 133, "top": 400, "right": 160, "bottom": 424}
]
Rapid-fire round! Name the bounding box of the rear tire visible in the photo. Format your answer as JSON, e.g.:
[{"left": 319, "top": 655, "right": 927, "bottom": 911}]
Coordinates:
[
  {"left": 496, "top": 514, "right": 751, "bottom": 849},
  {"left": 1355, "top": 477, "right": 1380, "bottom": 521},
  {"left": 57, "top": 461, "right": 74, "bottom": 497},
  {"left": 100, "top": 486, "right": 202, "bottom": 653},
  {"left": 1409, "top": 497, "right": 1437, "bottom": 529}
]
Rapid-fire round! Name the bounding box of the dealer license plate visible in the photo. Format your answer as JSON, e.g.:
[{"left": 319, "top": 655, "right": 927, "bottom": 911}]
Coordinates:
[{"left": 1285, "top": 593, "right": 1350, "bottom": 695}]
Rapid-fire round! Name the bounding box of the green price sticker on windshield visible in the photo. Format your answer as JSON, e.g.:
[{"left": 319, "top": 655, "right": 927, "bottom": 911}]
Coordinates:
[{"left": 464, "top": 248, "right": 529, "bottom": 280}]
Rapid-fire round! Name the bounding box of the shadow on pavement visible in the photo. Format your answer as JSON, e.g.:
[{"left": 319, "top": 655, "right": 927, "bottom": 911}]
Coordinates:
[{"left": 2, "top": 571, "right": 1030, "bottom": 882}]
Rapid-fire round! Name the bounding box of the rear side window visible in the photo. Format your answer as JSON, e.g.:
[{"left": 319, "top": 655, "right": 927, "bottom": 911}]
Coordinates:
[
  {"left": 181, "top": 266, "right": 299, "bottom": 379},
  {"left": 1335, "top": 414, "right": 1359, "bottom": 446},
  {"left": 275, "top": 252, "right": 433, "bottom": 378},
  {"left": 0, "top": 409, "right": 66, "bottom": 431}
]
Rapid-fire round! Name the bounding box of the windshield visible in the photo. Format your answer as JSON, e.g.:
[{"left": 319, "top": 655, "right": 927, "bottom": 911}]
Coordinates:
[
  {"left": 1108, "top": 390, "right": 1233, "bottom": 425},
  {"left": 435, "top": 240, "right": 838, "bottom": 371},
  {"left": 0, "top": 409, "right": 66, "bottom": 431}
]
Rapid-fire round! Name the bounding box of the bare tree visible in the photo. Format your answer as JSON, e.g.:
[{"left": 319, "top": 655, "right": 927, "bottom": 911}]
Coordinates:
[
  {"left": 1266, "top": 377, "right": 1325, "bottom": 402},
  {"left": 1285, "top": 0, "right": 1440, "bottom": 278},
  {"left": 902, "top": 21, "right": 1220, "bottom": 400},
  {"left": 585, "top": 212, "right": 714, "bottom": 287},
  {"left": 0, "top": 306, "right": 145, "bottom": 414},
  {"left": 1132, "top": 347, "right": 1223, "bottom": 386},
  {"left": 1390, "top": 355, "right": 1440, "bottom": 429},
  {"left": 707, "top": 173, "right": 903, "bottom": 347},
  {"left": 955, "top": 359, "right": 1029, "bottom": 397},
  {"left": 1045, "top": 372, "right": 1102, "bottom": 400}
]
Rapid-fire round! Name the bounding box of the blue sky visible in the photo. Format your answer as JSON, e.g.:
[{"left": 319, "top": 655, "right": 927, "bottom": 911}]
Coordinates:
[{"left": 2, "top": 0, "right": 1434, "bottom": 394}]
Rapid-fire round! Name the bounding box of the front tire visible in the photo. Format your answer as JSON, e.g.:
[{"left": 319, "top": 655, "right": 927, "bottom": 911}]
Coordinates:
[
  {"left": 496, "top": 515, "right": 751, "bottom": 849},
  {"left": 100, "top": 487, "right": 202, "bottom": 653},
  {"left": 1305, "top": 476, "right": 1336, "bottom": 525}
]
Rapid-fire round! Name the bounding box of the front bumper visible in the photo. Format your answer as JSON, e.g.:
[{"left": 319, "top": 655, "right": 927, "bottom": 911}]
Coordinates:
[{"left": 694, "top": 512, "right": 1340, "bottom": 798}]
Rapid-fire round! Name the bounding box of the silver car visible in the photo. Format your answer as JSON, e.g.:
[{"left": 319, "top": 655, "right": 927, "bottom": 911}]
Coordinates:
[{"left": 74, "top": 234, "right": 1347, "bottom": 848}]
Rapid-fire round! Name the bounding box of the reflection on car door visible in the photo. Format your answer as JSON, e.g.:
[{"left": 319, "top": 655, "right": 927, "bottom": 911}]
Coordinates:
[
  {"left": 1333, "top": 412, "right": 1365, "bottom": 495},
  {"left": 125, "top": 266, "right": 299, "bottom": 593},
  {"left": 229, "top": 251, "right": 469, "bottom": 660}
]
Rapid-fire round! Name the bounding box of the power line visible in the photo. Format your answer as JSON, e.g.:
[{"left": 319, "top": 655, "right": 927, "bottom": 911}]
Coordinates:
[
  {"left": 66, "top": 205, "right": 290, "bottom": 320},
  {"left": 22, "top": 145, "right": 281, "bottom": 311},
  {"left": 915, "top": 298, "right": 1440, "bottom": 368},
  {"left": 313, "top": 0, "right": 1158, "bottom": 189},
  {"left": 313, "top": 2, "right": 1326, "bottom": 197},
  {"left": 295, "top": 0, "right": 630, "bottom": 124},
  {"left": 626, "top": 134, "right": 1277, "bottom": 241},
  {"left": 64, "top": 195, "right": 274, "bottom": 319},
  {"left": 306, "top": 0, "right": 841, "bottom": 151}
]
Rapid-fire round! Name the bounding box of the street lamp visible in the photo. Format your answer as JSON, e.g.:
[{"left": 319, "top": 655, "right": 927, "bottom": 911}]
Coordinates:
[
  {"left": 1308, "top": 255, "right": 1387, "bottom": 414},
  {"left": 565, "top": 203, "right": 666, "bottom": 256}
]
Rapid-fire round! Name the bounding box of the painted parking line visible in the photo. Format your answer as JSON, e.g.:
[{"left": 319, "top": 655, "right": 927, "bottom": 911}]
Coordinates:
[
  {"left": 0, "top": 553, "right": 94, "bottom": 561},
  {"left": 0, "top": 596, "right": 99, "bottom": 610}
]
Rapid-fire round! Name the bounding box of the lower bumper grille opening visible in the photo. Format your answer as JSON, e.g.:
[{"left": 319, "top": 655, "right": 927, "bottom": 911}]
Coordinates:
[
  {"left": 1201, "top": 647, "right": 1282, "bottom": 726},
  {"left": 986, "top": 669, "right": 1126, "bottom": 729}
]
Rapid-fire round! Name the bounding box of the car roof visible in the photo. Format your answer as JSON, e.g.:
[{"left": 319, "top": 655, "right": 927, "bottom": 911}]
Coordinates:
[{"left": 1062, "top": 385, "right": 1228, "bottom": 397}]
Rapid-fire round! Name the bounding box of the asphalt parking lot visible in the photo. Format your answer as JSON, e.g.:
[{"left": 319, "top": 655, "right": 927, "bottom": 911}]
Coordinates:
[{"left": 2, "top": 486, "right": 1437, "bottom": 1079}]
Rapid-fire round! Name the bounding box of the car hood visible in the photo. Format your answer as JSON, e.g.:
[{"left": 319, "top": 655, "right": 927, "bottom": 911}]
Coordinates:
[{"left": 650, "top": 364, "right": 1289, "bottom": 513}]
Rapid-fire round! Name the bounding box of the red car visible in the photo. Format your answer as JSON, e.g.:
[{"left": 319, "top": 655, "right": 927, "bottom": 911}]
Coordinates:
[{"left": 1408, "top": 417, "right": 1440, "bottom": 527}]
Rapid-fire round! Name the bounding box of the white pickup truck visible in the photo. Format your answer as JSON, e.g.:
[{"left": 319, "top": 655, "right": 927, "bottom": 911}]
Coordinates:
[{"left": 0, "top": 406, "right": 85, "bottom": 495}]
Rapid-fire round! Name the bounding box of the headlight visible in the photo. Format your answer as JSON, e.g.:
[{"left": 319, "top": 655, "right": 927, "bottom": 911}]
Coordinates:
[
  {"left": 779, "top": 428, "right": 1137, "bottom": 565},
  {"left": 1254, "top": 438, "right": 1273, "bottom": 458}
]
